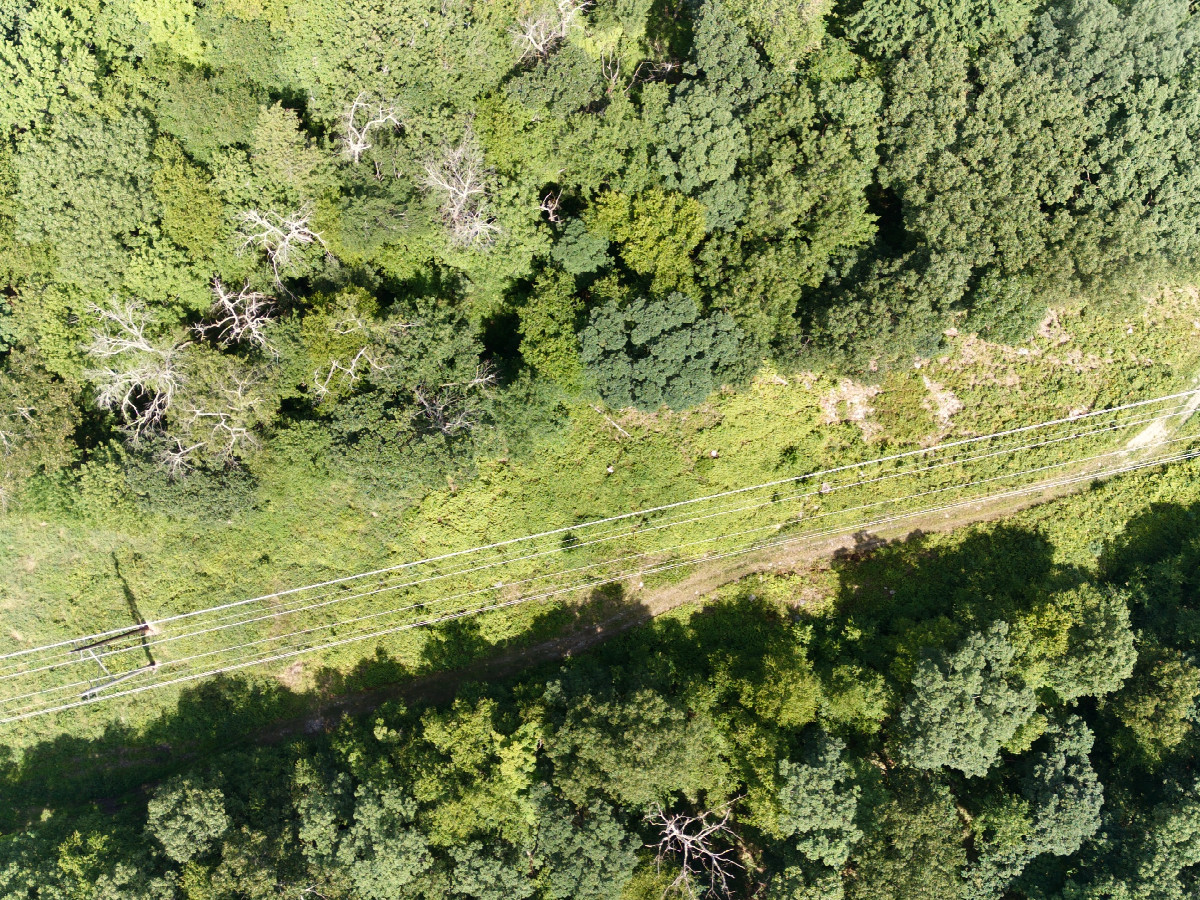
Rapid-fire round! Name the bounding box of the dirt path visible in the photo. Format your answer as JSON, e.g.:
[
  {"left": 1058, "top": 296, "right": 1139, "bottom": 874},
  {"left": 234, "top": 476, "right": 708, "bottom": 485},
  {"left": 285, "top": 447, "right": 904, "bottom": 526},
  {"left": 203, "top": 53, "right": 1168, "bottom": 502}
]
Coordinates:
[
  {"left": 253, "top": 457, "right": 1138, "bottom": 746},
  {"left": 54, "top": 395, "right": 1200, "bottom": 761},
  {"left": 1125, "top": 387, "right": 1200, "bottom": 449},
  {"left": 257, "top": 385, "right": 1200, "bottom": 745}
]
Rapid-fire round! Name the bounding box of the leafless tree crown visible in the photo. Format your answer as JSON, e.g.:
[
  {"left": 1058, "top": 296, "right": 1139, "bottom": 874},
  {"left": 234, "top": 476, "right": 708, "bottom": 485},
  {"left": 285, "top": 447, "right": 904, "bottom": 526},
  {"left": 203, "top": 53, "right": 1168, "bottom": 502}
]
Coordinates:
[
  {"left": 172, "top": 375, "right": 264, "bottom": 471},
  {"left": 236, "top": 205, "right": 329, "bottom": 282},
  {"left": 510, "top": 0, "right": 590, "bottom": 62},
  {"left": 312, "top": 346, "right": 390, "bottom": 401},
  {"left": 646, "top": 802, "right": 743, "bottom": 899},
  {"left": 539, "top": 189, "right": 563, "bottom": 224},
  {"left": 310, "top": 315, "right": 416, "bottom": 402},
  {"left": 423, "top": 126, "right": 501, "bottom": 249},
  {"left": 196, "top": 279, "right": 276, "bottom": 351},
  {"left": 413, "top": 363, "right": 496, "bottom": 435},
  {"left": 341, "top": 92, "right": 402, "bottom": 163},
  {"left": 84, "top": 299, "right": 182, "bottom": 441}
]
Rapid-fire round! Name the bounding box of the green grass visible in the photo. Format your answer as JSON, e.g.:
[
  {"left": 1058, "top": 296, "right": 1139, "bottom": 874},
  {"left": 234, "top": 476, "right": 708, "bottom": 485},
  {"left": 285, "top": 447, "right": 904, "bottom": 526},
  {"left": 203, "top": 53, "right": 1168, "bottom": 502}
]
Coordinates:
[{"left": 2, "top": 288, "right": 1200, "bottom": 750}]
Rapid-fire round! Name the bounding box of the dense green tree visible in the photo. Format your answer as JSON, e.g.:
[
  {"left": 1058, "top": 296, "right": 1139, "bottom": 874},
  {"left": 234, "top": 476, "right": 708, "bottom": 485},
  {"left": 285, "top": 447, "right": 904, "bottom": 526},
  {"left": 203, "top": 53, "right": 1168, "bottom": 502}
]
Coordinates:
[
  {"left": 588, "top": 189, "right": 706, "bottom": 295},
  {"left": 899, "top": 622, "right": 1038, "bottom": 778},
  {"left": 647, "top": 1, "right": 767, "bottom": 233},
  {"left": 547, "top": 688, "right": 734, "bottom": 809},
  {"left": 1107, "top": 646, "right": 1200, "bottom": 762},
  {"left": 549, "top": 219, "right": 611, "bottom": 276},
  {"left": 1014, "top": 585, "right": 1137, "bottom": 703},
  {"left": 150, "top": 138, "right": 225, "bottom": 263},
  {"left": 848, "top": 0, "right": 1033, "bottom": 58},
  {"left": 579, "top": 293, "right": 749, "bottom": 411},
  {"left": 529, "top": 791, "right": 639, "bottom": 899},
  {"left": 449, "top": 841, "right": 534, "bottom": 900},
  {"left": 1061, "top": 782, "right": 1200, "bottom": 900},
  {"left": 518, "top": 269, "right": 584, "bottom": 386},
  {"left": 847, "top": 776, "right": 967, "bottom": 900},
  {"left": 0, "top": 351, "right": 80, "bottom": 509},
  {"left": 775, "top": 732, "right": 861, "bottom": 868},
  {"left": 340, "top": 785, "right": 434, "bottom": 899},
  {"left": 965, "top": 716, "right": 1103, "bottom": 898},
  {"left": 145, "top": 778, "right": 230, "bottom": 865},
  {"left": 14, "top": 111, "right": 160, "bottom": 292}
]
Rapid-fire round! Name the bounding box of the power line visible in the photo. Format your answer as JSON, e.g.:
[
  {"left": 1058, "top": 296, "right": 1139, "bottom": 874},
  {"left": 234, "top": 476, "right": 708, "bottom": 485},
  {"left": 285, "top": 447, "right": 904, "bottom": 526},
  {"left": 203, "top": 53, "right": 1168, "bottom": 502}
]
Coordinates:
[
  {"left": 4, "top": 386, "right": 1194, "bottom": 662},
  {"left": 5, "top": 438, "right": 1198, "bottom": 722},
  {"left": 3, "top": 404, "right": 1189, "bottom": 690},
  {"left": 3, "top": 393, "right": 1192, "bottom": 683},
  {"left": 6, "top": 444, "right": 1197, "bottom": 724},
  {"left": 9, "top": 399, "right": 1181, "bottom": 686}
]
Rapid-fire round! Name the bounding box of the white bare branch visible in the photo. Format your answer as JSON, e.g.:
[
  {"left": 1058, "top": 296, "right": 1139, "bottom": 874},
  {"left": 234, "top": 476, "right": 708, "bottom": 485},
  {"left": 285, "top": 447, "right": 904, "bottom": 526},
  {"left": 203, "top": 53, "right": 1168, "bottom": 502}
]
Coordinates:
[
  {"left": 311, "top": 346, "right": 391, "bottom": 402},
  {"left": 236, "top": 206, "right": 329, "bottom": 283},
  {"left": 84, "top": 300, "right": 182, "bottom": 441},
  {"left": 423, "top": 126, "right": 501, "bottom": 249},
  {"left": 196, "top": 279, "right": 276, "bottom": 351},
  {"left": 86, "top": 299, "right": 158, "bottom": 359},
  {"left": 510, "top": 0, "right": 589, "bottom": 62},
  {"left": 647, "top": 802, "right": 743, "bottom": 899},
  {"left": 341, "top": 91, "right": 402, "bottom": 163},
  {"left": 601, "top": 51, "right": 621, "bottom": 94},
  {"left": 440, "top": 361, "right": 498, "bottom": 390},
  {"left": 413, "top": 362, "right": 495, "bottom": 435},
  {"left": 157, "top": 438, "right": 206, "bottom": 480},
  {"left": 173, "top": 374, "right": 264, "bottom": 465},
  {"left": 413, "top": 386, "right": 474, "bottom": 435},
  {"left": 539, "top": 189, "right": 563, "bottom": 224}
]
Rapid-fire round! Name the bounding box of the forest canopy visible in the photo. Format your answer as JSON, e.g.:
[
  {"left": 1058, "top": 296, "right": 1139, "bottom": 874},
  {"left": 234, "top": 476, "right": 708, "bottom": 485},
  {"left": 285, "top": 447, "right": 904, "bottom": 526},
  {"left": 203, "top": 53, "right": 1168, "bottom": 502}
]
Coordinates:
[
  {"left": 3, "top": 0, "right": 1200, "bottom": 898},
  {"left": 2, "top": 0, "right": 1199, "bottom": 507}
]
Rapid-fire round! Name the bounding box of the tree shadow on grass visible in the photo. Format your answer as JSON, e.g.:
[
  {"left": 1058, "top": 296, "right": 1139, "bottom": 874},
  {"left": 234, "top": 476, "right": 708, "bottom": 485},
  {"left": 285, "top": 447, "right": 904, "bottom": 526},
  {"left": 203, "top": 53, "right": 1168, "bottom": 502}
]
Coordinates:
[
  {"left": 0, "top": 582, "right": 652, "bottom": 830},
  {"left": 6, "top": 504, "right": 1199, "bottom": 834}
]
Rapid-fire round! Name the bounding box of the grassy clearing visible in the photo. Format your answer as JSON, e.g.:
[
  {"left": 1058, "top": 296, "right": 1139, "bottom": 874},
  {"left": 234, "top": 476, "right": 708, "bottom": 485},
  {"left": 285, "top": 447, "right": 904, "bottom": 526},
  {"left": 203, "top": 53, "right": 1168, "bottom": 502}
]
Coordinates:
[{"left": 2, "top": 288, "right": 1200, "bottom": 748}]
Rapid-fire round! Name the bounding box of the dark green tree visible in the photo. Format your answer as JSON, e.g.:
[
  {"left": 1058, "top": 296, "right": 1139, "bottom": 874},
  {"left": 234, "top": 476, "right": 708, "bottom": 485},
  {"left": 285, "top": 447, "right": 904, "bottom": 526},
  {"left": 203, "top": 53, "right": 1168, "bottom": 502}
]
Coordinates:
[
  {"left": 579, "top": 293, "right": 750, "bottom": 411},
  {"left": 529, "top": 791, "right": 640, "bottom": 899},
  {"left": 145, "top": 778, "right": 230, "bottom": 865},
  {"left": 965, "top": 716, "right": 1103, "bottom": 898},
  {"left": 846, "top": 775, "right": 967, "bottom": 900},
  {"left": 899, "top": 622, "right": 1037, "bottom": 778},
  {"left": 776, "top": 733, "right": 862, "bottom": 869}
]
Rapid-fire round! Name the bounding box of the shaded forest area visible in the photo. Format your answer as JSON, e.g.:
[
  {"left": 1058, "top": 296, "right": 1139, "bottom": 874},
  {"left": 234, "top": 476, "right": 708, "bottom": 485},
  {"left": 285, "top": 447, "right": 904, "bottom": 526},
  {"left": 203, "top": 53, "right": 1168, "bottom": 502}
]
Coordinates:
[
  {"left": 1, "top": 0, "right": 1199, "bottom": 505},
  {"left": 2, "top": 472, "right": 1199, "bottom": 899},
  {"left": 4, "top": 0, "right": 1200, "bottom": 898}
]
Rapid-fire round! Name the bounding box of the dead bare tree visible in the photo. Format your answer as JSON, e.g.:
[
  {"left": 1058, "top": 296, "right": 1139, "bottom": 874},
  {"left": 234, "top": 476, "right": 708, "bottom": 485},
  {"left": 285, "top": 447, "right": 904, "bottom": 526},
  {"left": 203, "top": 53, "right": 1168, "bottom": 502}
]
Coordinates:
[
  {"left": 539, "top": 189, "right": 563, "bottom": 224},
  {"left": 236, "top": 206, "right": 329, "bottom": 283},
  {"left": 341, "top": 92, "right": 402, "bottom": 163},
  {"left": 601, "top": 51, "right": 621, "bottom": 94},
  {"left": 413, "top": 363, "right": 496, "bottom": 435},
  {"left": 157, "top": 438, "right": 206, "bottom": 479},
  {"left": 311, "top": 346, "right": 390, "bottom": 401},
  {"left": 646, "top": 802, "right": 743, "bottom": 899},
  {"left": 181, "top": 382, "right": 261, "bottom": 461},
  {"left": 510, "top": 0, "right": 589, "bottom": 62},
  {"left": 161, "top": 374, "right": 267, "bottom": 474},
  {"left": 195, "top": 279, "right": 276, "bottom": 351},
  {"left": 84, "top": 299, "right": 183, "bottom": 440},
  {"left": 423, "top": 126, "right": 501, "bottom": 249}
]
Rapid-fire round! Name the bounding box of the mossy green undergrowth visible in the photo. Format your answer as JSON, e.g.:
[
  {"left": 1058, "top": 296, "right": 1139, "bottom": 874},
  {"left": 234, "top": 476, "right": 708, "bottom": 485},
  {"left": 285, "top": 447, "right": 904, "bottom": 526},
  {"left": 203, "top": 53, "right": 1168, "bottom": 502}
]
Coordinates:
[{"left": 2, "top": 288, "right": 1199, "bottom": 748}]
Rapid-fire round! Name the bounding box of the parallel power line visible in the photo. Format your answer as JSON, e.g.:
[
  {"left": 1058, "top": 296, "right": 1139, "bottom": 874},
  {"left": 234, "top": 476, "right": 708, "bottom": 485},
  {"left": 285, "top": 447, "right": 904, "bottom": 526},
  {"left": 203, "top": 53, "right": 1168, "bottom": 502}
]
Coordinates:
[
  {"left": 2, "top": 389, "right": 1199, "bottom": 723},
  {"left": 4, "top": 398, "right": 1187, "bottom": 687}
]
